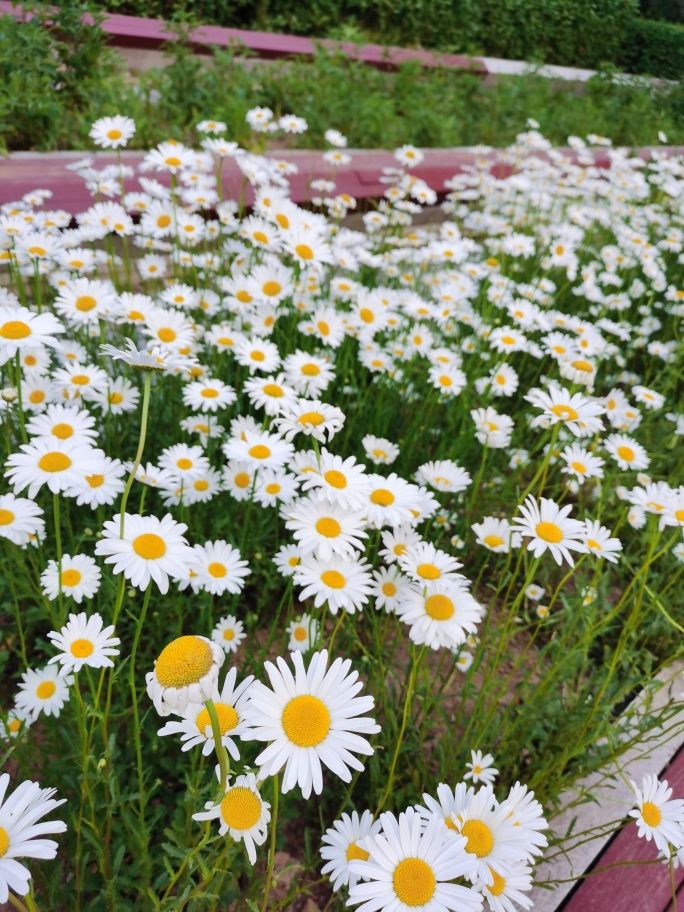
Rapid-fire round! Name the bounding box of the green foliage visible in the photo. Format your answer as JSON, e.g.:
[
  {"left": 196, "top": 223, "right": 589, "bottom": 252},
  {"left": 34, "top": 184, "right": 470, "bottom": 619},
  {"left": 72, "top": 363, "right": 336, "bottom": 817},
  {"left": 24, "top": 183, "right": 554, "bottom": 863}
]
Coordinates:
[
  {"left": 100, "top": 0, "right": 684, "bottom": 77},
  {"left": 3, "top": 25, "right": 684, "bottom": 155},
  {"left": 619, "top": 17, "right": 684, "bottom": 79},
  {"left": 0, "top": 1, "right": 131, "bottom": 152}
]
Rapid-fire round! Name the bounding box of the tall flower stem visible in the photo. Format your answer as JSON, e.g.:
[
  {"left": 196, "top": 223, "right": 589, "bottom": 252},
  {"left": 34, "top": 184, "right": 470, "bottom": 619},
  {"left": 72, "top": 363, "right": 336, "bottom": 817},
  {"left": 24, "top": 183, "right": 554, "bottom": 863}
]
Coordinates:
[
  {"left": 204, "top": 697, "right": 230, "bottom": 793},
  {"left": 118, "top": 370, "right": 152, "bottom": 535},
  {"left": 260, "top": 773, "right": 280, "bottom": 912},
  {"left": 53, "top": 493, "right": 64, "bottom": 622},
  {"left": 14, "top": 351, "right": 27, "bottom": 444},
  {"left": 128, "top": 584, "right": 153, "bottom": 888},
  {"left": 376, "top": 644, "right": 426, "bottom": 813}
]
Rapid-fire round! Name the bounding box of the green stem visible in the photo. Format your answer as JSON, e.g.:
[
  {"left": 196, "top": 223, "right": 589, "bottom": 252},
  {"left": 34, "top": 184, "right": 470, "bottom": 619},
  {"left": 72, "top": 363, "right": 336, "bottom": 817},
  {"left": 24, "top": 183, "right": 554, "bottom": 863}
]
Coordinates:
[
  {"left": 204, "top": 697, "right": 230, "bottom": 794},
  {"left": 261, "top": 773, "right": 280, "bottom": 912},
  {"left": 119, "top": 370, "right": 152, "bottom": 536},
  {"left": 14, "top": 351, "right": 27, "bottom": 444}
]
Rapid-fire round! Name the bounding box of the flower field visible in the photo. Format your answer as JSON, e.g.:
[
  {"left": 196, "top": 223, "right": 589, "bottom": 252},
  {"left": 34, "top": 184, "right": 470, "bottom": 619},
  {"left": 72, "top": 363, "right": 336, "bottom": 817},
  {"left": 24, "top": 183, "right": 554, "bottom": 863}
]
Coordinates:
[{"left": 0, "top": 113, "right": 683, "bottom": 911}]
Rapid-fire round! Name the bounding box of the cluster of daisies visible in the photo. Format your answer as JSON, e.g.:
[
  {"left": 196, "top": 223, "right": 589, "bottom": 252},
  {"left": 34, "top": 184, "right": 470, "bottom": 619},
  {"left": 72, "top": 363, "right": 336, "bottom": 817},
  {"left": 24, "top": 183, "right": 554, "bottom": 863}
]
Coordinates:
[{"left": 0, "top": 107, "right": 682, "bottom": 908}]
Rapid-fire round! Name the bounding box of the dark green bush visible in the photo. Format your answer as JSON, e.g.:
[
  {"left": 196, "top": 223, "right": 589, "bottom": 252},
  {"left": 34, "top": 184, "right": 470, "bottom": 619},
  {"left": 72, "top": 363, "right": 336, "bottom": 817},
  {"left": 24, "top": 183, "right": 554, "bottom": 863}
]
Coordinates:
[
  {"left": 639, "top": 0, "right": 684, "bottom": 23},
  {"left": 619, "top": 17, "right": 684, "bottom": 79}
]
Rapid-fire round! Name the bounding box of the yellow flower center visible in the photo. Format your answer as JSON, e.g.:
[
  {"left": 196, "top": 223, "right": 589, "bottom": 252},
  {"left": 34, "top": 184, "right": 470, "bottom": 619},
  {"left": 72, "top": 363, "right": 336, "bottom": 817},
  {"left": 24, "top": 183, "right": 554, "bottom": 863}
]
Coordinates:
[
  {"left": 281, "top": 694, "right": 331, "bottom": 746},
  {"left": 155, "top": 636, "right": 213, "bottom": 688},
  {"left": 249, "top": 444, "right": 271, "bottom": 460},
  {"left": 75, "top": 295, "right": 96, "bottom": 312},
  {"left": 70, "top": 638, "right": 94, "bottom": 658},
  {"left": 382, "top": 582, "right": 397, "bottom": 597},
  {"left": 641, "top": 801, "right": 661, "bottom": 827},
  {"left": 28, "top": 246, "right": 47, "bottom": 257},
  {"left": 29, "top": 391, "right": 45, "bottom": 403},
  {"left": 51, "top": 422, "right": 74, "bottom": 440},
  {"left": 201, "top": 388, "right": 219, "bottom": 399},
  {"left": 321, "top": 569, "right": 346, "bottom": 589},
  {"left": 0, "top": 509, "right": 15, "bottom": 526},
  {"left": 157, "top": 214, "right": 171, "bottom": 228},
  {"left": 370, "top": 488, "right": 395, "bottom": 506},
  {"left": 295, "top": 243, "right": 314, "bottom": 261},
  {"left": 484, "top": 534, "right": 504, "bottom": 548},
  {"left": 86, "top": 474, "right": 104, "bottom": 488},
  {"left": 571, "top": 461, "right": 587, "bottom": 474},
  {"left": 177, "top": 458, "right": 193, "bottom": 470},
  {"left": 262, "top": 383, "right": 283, "bottom": 397},
  {"left": 346, "top": 841, "right": 370, "bottom": 862},
  {"left": 417, "top": 563, "right": 440, "bottom": 580},
  {"left": 71, "top": 374, "right": 90, "bottom": 386},
  {"left": 220, "top": 787, "right": 262, "bottom": 830},
  {"left": 223, "top": 628, "right": 235, "bottom": 641},
  {"left": 315, "top": 517, "right": 341, "bottom": 538},
  {"left": 488, "top": 867, "right": 506, "bottom": 896},
  {"left": 461, "top": 818, "right": 494, "bottom": 857},
  {"left": 392, "top": 857, "right": 436, "bottom": 906},
  {"left": 0, "top": 320, "right": 31, "bottom": 339},
  {"left": 301, "top": 363, "right": 320, "bottom": 376},
  {"left": 571, "top": 359, "right": 593, "bottom": 373},
  {"left": 317, "top": 320, "right": 330, "bottom": 335},
  {"left": 107, "top": 128, "right": 123, "bottom": 140},
  {"left": 0, "top": 826, "right": 9, "bottom": 857},
  {"left": 195, "top": 702, "right": 238, "bottom": 736},
  {"left": 535, "top": 521, "right": 563, "bottom": 544},
  {"left": 61, "top": 568, "right": 82, "bottom": 587},
  {"left": 7, "top": 719, "right": 21, "bottom": 734},
  {"left": 235, "top": 472, "right": 251, "bottom": 488},
  {"left": 165, "top": 156, "right": 182, "bottom": 168},
  {"left": 207, "top": 562, "right": 227, "bottom": 578},
  {"left": 425, "top": 594, "right": 454, "bottom": 620},
  {"left": 550, "top": 404, "right": 578, "bottom": 421},
  {"left": 36, "top": 680, "right": 57, "bottom": 700},
  {"left": 133, "top": 533, "right": 167, "bottom": 560},
  {"left": 617, "top": 445, "right": 635, "bottom": 462},
  {"left": 586, "top": 538, "right": 602, "bottom": 550},
  {"left": 38, "top": 452, "right": 72, "bottom": 473},
  {"left": 324, "top": 470, "right": 347, "bottom": 489},
  {"left": 252, "top": 231, "right": 269, "bottom": 245},
  {"left": 262, "top": 281, "right": 281, "bottom": 297},
  {"left": 298, "top": 411, "right": 325, "bottom": 426}
]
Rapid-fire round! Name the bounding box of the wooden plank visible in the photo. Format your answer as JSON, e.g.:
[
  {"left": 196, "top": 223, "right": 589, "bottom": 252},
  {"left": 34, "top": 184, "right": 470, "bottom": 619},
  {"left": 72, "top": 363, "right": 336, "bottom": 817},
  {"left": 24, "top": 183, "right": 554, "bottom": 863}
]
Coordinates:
[
  {"left": 0, "top": 1, "right": 488, "bottom": 74},
  {"left": 563, "top": 747, "right": 684, "bottom": 912},
  {"left": 1, "top": 148, "right": 681, "bottom": 216}
]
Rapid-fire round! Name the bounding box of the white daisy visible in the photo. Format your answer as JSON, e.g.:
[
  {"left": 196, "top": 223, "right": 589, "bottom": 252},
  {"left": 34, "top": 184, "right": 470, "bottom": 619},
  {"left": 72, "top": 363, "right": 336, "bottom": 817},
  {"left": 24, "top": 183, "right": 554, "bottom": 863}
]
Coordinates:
[
  {"left": 40, "top": 553, "right": 102, "bottom": 603},
  {"left": 243, "top": 649, "right": 380, "bottom": 798},
  {"left": 47, "top": 611, "right": 120, "bottom": 671}
]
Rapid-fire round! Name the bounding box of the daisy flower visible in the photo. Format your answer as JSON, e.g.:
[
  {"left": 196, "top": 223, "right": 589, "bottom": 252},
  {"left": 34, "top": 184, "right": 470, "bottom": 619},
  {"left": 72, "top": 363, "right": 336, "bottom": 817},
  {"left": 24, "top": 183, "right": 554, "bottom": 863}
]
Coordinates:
[
  {"left": 396, "top": 580, "right": 484, "bottom": 651},
  {"left": 100, "top": 339, "right": 196, "bottom": 375},
  {"left": 47, "top": 611, "right": 120, "bottom": 671},
  {"left": 25, "top": 403, "right": 98, "bottom": 445},
  {"left": 371, "top": 566, "right": 412, "bottom": 613},
  {"left": 398, "top": 542, "right": 463, "bottom": 585},
  {"left": 364, "top": 473, "right": 420, "bottom": 529},
  {"left": 95, "top": 512, "right": 194, "bottom": 594},
  {"left": 465, "top": 750, "right": 499, "bottom": 785},
  {"left": 243, "top": 373, "right": 297, "bottom": 416},
  {"left": 512, "top": 496, "right": 586, "bottom": 566},
  {"left": 223, "top": 430, "right": 294, "bottom": 470},
  {"left": 275, "top": 398, "right": 345, "bottom": 443},
  {"left": 581, "top": 520, "right": 623, "bottom": 563},
  {"left": 0, "top": 708, "right": 31, "bottom": 741},
  {"left": 40, "top": 553, "right": 102, "bottom": 603},
  {"left": 293, "top": 554, "right": 373, "bottom": 615},
  {"left": 380, "top": 525, "right": 422, "bottom": 564},
  {"left": 320, "top": 810, "right": 382, "bottom": 893},
  {"left": 146, "top": 635, "right": 224, "bottom": 716},
  {"left": 89, "top": 115, "right": 135, "bottom": 149},
  {"left": 158, "top": 667, "right": 254, "bottom": 760},
  {"left": 0, "top": 774, "right": 67, "bottom": 905},
  {"left": 54, "top": 277, "right": 117, "bottom": 325},
  {"left": 193, "top": 772, "right": 270, "bottom": 864},
  {"left": 472, "top": 517, "right": 518, "bottom": 554},
  {"left": 297, "top": 449, "right": 370, "bottom": 510},
  {"left": 500, "top": 782, "right": 548, "bottom": 860},
  {"left": 0, "top": 494, "right": 44, "bottom": 546},
  {"left": 415, "top": 781, "right": 475, "bottom": 831},
  {"left": 525, "top": 384, "right": 604, "bottom": 437},
  {"left": 348, "top": 808, "right": 480, "bottom": 912},
  {"left": 0, "top": 305, "right": 64, "bottom": 361},
  {"left": 254, "top": 468, "right": 299, "bottom": 507},
  {"left": 211, "top": 616, "right": 246, "bottom": 655},
  {"left": 5, "top": 439, "right": 102, "bottom": 498},
  {"left": 191, "top": 540, "right": 251, "bottom": 596},
  {"left": 182, "top": 378, "right": 236, "bottom": 413},
  {"left": 65, "top": 454, "right": 126, "bottom": 508},
  {"left": 362, "top": 435, "right": 400, "bottom": 466},
  {"left": 453, "top": 786, "right": 530, "bottom": 887},
  {"left": 629, "top": 775, "right": 684, "bottom": 855},
  {"left": 604, "top": 433, "right": 650, "bottom": 471},
  {"left": 243, "top": 649, "right": 380, "bottom": 798},
  {"left": 15, "top": 665, "right": 72, "bottom": 721},
  {"left": 416, "top": 460, "right": 471, "bottom": 494},
  {"left": 560, "top": 443, "right": 605, "bottom": 482},
  {"left": 476, "top": 861, "right": 534, "bottom": 912},
  {"left": 273, "top": 543, "right": 303, "bottom": 578},
  {"left": 287, "top": 613, "right": 318, "bottom": 652},
  {"left": 282, "top": 350, "right": 335, "bottom": 395},
  {"left": 471, "top": 407, "right": 514, "bottom": 449},
  {"left": 286, "top": 496, "right": 367, "bottom": 560}
]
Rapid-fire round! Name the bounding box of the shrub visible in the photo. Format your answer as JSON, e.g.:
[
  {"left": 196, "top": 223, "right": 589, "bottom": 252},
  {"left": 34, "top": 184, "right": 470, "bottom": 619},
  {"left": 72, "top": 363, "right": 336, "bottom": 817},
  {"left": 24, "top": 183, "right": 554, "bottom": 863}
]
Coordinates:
[{"left": 619, "top": 17, "right": 684, "bottom": 79}]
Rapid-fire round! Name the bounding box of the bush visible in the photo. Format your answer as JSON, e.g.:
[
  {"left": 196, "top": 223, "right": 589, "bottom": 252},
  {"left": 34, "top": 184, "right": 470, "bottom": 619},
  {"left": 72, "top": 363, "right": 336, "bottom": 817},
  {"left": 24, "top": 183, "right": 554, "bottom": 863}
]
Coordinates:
[{"left": 619, "top": 18, "right": 684, "bottom": 79}]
